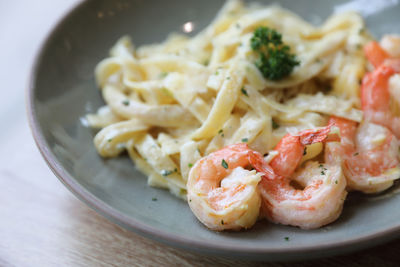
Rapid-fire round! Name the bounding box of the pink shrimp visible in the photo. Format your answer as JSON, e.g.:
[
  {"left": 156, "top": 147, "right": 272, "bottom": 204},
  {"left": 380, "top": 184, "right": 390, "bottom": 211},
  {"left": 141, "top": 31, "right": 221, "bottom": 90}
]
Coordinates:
[
  {"left": 364, "top": 41, "right": 400, "bottom": 72},
  {"left": 362, "top": 41, "right": 400, "bottom": 138},
  {"left": 327, "top": 116, "right": 400, "bottom": 193},
  {"left": 254, "top": 125, "right": 347, "bottom": 229},
  {"left": 187, "top": 143, "right": 270, "bottom": 231}
]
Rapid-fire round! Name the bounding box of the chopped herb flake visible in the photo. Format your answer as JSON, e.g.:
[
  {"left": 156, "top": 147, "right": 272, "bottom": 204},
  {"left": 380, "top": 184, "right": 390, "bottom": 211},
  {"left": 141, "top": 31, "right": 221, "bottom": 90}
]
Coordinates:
[
  {"left": 221, "top": 159, "right": 229, "bottom": 169},
  {"left": 188, "top": 163, "right": 193, "bottom": 168},
  {"left": 174, "top": 168, "right": 178, "bottom": 172},
  {"left": 215, "top": 70, "right": 219, "bottom": 75},
  {"left": 284, "top": 237, "right": 289, "bottom": 241},
  {"left": 321, "top": 171, "right": 326, "bottom": 175},
  {"left": 152, "top": 197, "right": 157, "bottom": 201},
  {"left": 161, "top": 169, "right": 173, "bottom": 176},
  {"left": 218, "top": 129, "right": 223, "bottom": 134},
  {"left": 242, "top": 138, "right": 249, "bottom": 143},
  {"left": 354, "top": 152, "right": 359, "bottom": 156},
  {"left": 189, "top": 199, "right": 192, "bottom": 202},
  {"left": 241, "top": 87, "right": 249, "bottom": 96},
  {"left": 107, "top": 138, "right": 113, "bottom": 142},
  {"left": 335, "top": 180, "right": 338, "bottom": 184},
  {"left": 161, "top": 88, "right": 173, "bottom": 97},
  {"left": 272, "top": 119, "right": 279, "bottom": 129},
  {"left": 226, "top": 76, "right": 231, "bottom": 80},
  {"left": 203, "top": 59, "right": 209, "bottom": 66},
  {"left": 159, "top": 71, "right": 168, "bottom": 78},
  {"left": 122, "top": 100, "right": 130, "bottom": 106}
]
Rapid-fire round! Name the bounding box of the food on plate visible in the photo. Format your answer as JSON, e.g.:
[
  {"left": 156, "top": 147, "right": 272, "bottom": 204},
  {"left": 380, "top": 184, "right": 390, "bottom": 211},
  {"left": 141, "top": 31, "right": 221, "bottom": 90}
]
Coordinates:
[
  {"left": 187, "top": 143, "right": 264, "bottom": 231},
  {"left": 86, "top": 0, "right": 400, "bottom": 231},
  {"left": 253, "top": 124, "right": 347, "bottom": 230}
]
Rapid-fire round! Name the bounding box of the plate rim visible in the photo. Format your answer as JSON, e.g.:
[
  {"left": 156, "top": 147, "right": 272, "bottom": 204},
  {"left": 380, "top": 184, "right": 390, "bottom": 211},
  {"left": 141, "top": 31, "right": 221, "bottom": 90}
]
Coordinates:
[{"left": 26, "top": 0, "right": 400, "bottom": 260}]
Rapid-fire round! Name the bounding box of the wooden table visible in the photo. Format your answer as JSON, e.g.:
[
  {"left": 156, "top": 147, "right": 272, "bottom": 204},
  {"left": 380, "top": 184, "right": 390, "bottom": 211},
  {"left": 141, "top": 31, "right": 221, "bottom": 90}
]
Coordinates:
[{"left": 2, "top": 1, "right": 400, "bottom": 266}]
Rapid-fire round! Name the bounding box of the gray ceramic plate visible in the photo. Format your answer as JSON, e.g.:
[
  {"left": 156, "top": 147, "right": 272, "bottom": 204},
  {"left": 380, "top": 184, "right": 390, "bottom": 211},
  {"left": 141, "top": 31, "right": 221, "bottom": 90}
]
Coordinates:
[{"left": 28, "top": 0, "right": 400, "bottom": 261}]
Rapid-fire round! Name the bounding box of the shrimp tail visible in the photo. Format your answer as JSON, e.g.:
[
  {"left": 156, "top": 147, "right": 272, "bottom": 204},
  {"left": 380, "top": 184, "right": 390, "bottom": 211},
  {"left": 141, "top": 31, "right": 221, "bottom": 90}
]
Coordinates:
[
  {"left": 248, "top": 150, "right": 277, "bottom": 179},
  {"left": 364, "top": 41, "right": 400, "bottom": 72},
  {"left": 267, "top": 124, "right": 339, "bottom": 178},
  {"left": 364, "top": 41, "right": 389, "bottom": 68},
  {"left": 298, "top": 122, "right": 340, "bottom": 145}
]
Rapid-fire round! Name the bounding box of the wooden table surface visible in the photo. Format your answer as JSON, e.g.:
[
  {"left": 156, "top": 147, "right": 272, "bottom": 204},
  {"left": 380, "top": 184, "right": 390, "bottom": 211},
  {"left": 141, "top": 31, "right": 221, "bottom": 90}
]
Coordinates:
[{"left": 2, "top": 1, "right": 400, "bottom": 266}]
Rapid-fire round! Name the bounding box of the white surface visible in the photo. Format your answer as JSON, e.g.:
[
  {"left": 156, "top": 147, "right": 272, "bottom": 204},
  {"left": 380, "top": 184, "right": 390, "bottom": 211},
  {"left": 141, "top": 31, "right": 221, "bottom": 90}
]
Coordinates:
[{"left": 0, "top": 0, "right": 80, "bottom": 163}]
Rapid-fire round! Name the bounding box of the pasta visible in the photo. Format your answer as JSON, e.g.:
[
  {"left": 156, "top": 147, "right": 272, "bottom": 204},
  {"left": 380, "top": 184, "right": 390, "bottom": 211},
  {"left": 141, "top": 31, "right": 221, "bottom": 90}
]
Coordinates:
[{"left": 87, "top": 0, "right": 370, "bottom": 201}]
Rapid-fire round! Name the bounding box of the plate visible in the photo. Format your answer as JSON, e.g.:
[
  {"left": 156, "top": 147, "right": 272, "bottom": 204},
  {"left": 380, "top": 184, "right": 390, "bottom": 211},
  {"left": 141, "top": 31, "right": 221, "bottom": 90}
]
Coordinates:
[{"left": 27, "top": 0, "right": 400, "bottom": 261}]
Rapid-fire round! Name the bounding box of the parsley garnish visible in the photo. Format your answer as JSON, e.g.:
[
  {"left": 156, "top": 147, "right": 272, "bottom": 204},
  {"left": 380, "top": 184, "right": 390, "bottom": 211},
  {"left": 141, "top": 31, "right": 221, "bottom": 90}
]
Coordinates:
[
  {"left": 221, "top": 159, "right": 229, "bottom": 169},
  {"left": 188, "top": 163, "right": 193, "bottom": 168},
  {"left": 241, "top": 87, "right": 249, "bottom": 96},
  {"left": 122, "top": 100, "right": 130, "bottom": 106},
  {"left": 272, "top": 119, "right": 280, "bottom": 129},
  {"left": 161, "top": 169, "right": 173, "bottom": 176},
  {"left": 152, "top": 197, "right": 157, "bottom": 201},
  {"left": 250, "top": 26, "right": 300, "bottom": 80},
  {"left": 159, "top": 71, "right": 168, "bottom": 78},
  {"left": 284, "top": 237, "right": 289, "bottom": 241},
  {"left": 242, "top": 138, "right": 249, "bottom": 143}
]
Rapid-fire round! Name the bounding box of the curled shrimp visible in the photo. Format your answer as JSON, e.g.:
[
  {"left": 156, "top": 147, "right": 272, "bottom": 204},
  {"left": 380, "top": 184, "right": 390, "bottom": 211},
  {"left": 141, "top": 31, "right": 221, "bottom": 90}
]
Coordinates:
[
  {"left": 362, "top": 37, "right": 400, "bottom": 139},
  {"left": 187, "top": 143, "right": 268, "bottom": 231},
  {"left": 328, "top": 116, "right": 400, "bottom": 193},
  {"left": 360, "top": 64, "right": 400, "bottom": 137},
  {"left": 254, "top": 125, "right": 347, "bottom": 229}
]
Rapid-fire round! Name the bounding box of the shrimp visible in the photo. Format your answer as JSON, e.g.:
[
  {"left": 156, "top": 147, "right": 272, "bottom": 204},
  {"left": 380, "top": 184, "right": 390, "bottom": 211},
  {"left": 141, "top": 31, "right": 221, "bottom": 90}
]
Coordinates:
[
  {"left": 255, "top": 125, "right": 347, "bottom": 229},
  {"left": 362, "top": 38, "right": 400, "bottom": 139},
  {"left": 328, "top": 116, "right": 400, "bottom": 193},
  {"left": 364, "top": 40, "right": 400, "bottom": 72},
  {"left": 361, "top": 64, "right": 400, "bottom": 138},
  {"left": 186, "top": 143, "right": 269, "bottom": 231}
]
